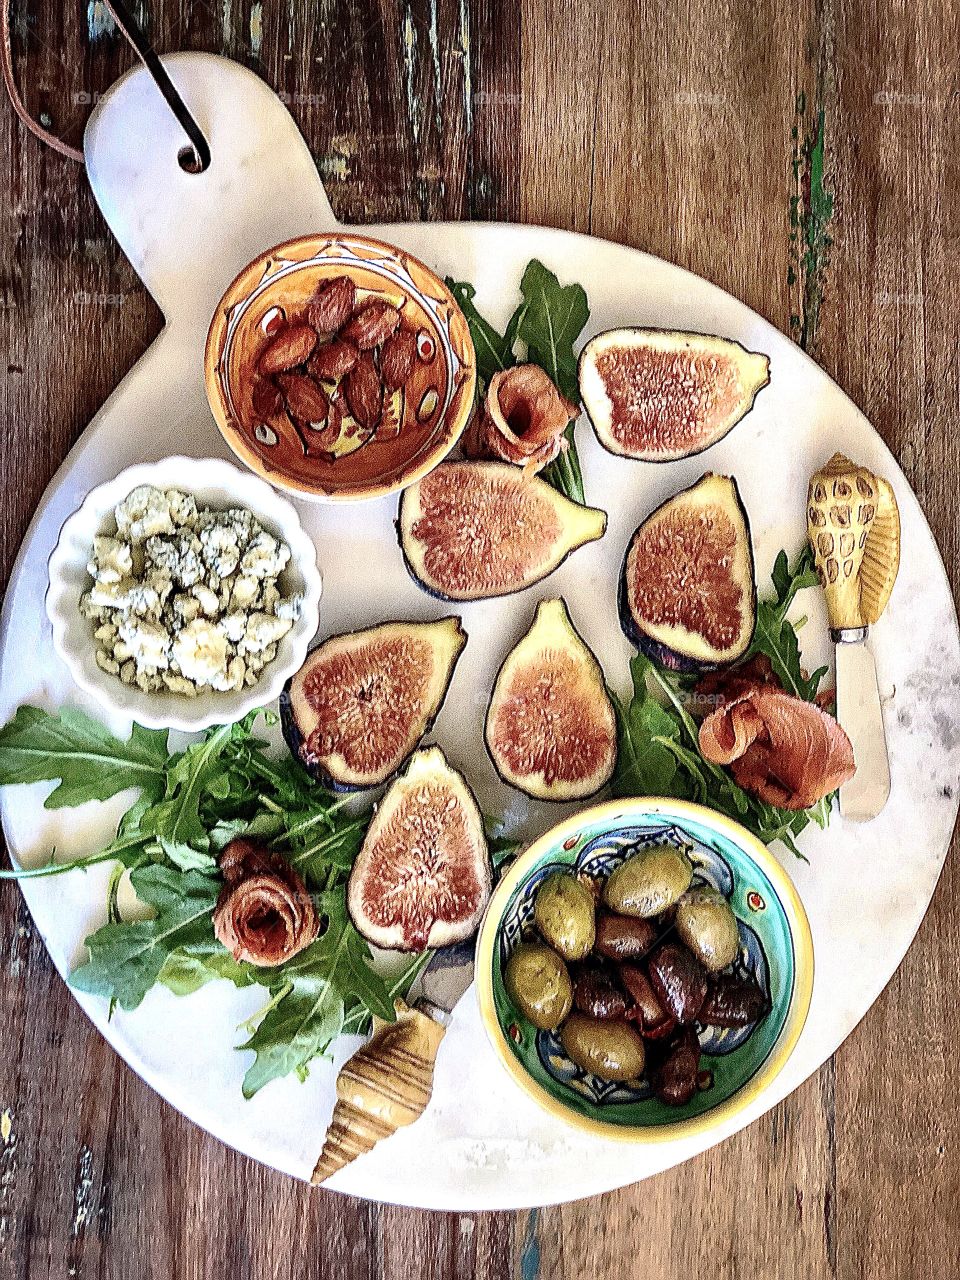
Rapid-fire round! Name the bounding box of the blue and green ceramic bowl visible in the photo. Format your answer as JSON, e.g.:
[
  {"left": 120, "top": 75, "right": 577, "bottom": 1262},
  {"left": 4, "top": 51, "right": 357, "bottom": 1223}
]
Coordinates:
[{"left": 475, "top": 798, "right": 813, "bottom": 1142}]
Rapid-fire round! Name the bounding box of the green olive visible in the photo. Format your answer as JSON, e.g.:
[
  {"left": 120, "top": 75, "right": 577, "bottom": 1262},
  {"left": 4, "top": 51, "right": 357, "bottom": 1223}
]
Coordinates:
[
  {"left": 534, "top": 873, "right": 596, "bottom": 961},
  {"left": 560, "top": 1013, "right": 646, "bottom": 1082},
  {"left": 504, "top": 942, "right": 573, "bottom": 1030},
  {"left": 675, "top": 887, "right": 741, "bottom": 972},
  {"left": 602, "top": 845, "right": 693, "bottom": 918}
]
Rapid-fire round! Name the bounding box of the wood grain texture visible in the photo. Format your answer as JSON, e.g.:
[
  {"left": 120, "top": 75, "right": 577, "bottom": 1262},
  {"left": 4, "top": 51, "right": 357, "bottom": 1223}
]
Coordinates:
[{"left": 0, "top": 1, "right": 957, "bottom": 1278}]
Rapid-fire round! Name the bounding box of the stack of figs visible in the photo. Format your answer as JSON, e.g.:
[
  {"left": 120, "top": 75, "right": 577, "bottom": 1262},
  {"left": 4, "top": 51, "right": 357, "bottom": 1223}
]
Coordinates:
[{"left": 504, "top": 846, "right": 770, "bottom": 1106}]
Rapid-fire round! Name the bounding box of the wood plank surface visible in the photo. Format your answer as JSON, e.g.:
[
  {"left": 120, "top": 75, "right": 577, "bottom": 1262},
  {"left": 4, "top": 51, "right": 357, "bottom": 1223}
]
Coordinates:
[{"left": 0, "top": 2, "right": 957, "bottom": 1277}]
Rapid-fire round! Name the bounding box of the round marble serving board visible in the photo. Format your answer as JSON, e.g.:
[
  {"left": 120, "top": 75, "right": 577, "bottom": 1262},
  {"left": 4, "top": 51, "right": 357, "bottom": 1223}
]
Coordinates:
[{"left": 1, "top": 53, "right": 958, "bottom": 1212}]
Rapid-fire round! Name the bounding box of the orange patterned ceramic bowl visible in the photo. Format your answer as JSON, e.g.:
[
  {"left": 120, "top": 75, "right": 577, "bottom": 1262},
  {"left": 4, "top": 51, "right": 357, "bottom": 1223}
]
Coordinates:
[{"left": 205, "top": 232, "right": 476, "bottom": 502}]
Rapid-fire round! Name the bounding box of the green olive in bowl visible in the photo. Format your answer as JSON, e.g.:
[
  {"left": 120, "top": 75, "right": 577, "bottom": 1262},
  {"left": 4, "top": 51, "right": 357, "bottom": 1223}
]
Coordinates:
[
  {"left": 559, "top": 1013, "right": 646, "bottom": 1082},
  {"left": 504, "top": 941, "right": 573, "bottom": 1030},
  {"left": 534, "top": 872, "right": 596, "bottom": 961},
  {"left": 603, "top": 845, "right": 693, "bottom": 918},
  {"left": 675, "top": 886, "right": 741, "bottom": 972}
]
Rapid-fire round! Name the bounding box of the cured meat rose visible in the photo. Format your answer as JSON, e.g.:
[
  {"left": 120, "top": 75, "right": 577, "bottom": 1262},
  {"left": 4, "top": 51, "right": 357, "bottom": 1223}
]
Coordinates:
[
  {"left": 698, "top": 686, "right": 855, "bottom": 809},
  {"left": 213, "top": 838, "right": 318, "bottom": 967},
  {"left": 462, "top": 364, "right": 577, "bottom": 472}
]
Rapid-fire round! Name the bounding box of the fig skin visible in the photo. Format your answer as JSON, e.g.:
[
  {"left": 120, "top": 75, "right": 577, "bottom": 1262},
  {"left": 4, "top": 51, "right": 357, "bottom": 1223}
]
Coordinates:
[
  {"left": 578, "top": 328, "right": 770, "bottom": 463},
  {"left": 504, "top": 942, "right": 573, "bottom": 1031},
  {"left": 347, "top": 746, "right": 491, "bottom": 951},
  {"left": 485, "top": 598, "right": 618, "bottom": 802},
  {"left": 397, "top": 461, "right": 608, "bottom": 603},
  {"left": 647, "top": 942, "right": 709, "bottom": 1025}
]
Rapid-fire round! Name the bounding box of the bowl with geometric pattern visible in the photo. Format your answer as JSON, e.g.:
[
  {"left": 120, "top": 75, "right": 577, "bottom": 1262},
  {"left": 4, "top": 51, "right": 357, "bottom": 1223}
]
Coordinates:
[{"left": 475, "top": 797, "right": 813, "bottom": 1142}]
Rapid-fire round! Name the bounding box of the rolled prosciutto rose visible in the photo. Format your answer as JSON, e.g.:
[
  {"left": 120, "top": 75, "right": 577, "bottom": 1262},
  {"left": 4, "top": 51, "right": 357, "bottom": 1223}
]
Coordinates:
[
  {"left": 213, "top": 838, "right": 318, "bottom": 967},
  {"left": 462, "top": 364, "right": 577, "bottom": 472}
]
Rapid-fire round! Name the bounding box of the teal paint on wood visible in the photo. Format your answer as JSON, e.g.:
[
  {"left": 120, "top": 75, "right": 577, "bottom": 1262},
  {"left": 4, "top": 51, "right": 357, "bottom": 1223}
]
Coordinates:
[{"left": 519, "top": 1207, "right": 541, "bottom": 1280}]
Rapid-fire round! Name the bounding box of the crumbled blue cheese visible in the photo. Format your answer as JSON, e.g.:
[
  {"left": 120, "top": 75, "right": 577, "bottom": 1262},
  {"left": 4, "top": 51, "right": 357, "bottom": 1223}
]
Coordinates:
[{"left": 80, "top": 485, "right": 302, "bottom": 696}]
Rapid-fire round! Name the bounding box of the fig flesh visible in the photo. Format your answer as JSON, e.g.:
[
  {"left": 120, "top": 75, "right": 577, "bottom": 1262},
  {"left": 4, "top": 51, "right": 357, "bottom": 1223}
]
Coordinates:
[
  {"left": 485, "top": 598, "right": 617, "bottom": 800},
  {"left": 398, "top": 461, "right": 607, "bottom": 601},
  {"left": 620, "top": 472, "right": 757, "bottom": 671},
  {"left": 281, "top": 617, "right": 466, "bottom": 790},
  {"left": 579, "top": 328, "right": 770, "bottom": 461},
  {"left": 347, "top": 746, "right": 491, "bottom": 951}
]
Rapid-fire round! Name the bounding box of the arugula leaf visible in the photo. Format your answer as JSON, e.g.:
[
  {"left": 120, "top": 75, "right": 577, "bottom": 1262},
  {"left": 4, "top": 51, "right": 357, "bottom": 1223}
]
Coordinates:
[
  {"left": 745, "top": 545, "right": 827, "bottom": 700},
  {"left": 239, "top": 886, "right": 392, "bottom": 1097},
  {"left": 516, "top": 259, "right": 590, "bottom": 404},
  {"left": 71, "top": 865, "right": 220, "bottom": 1010},
  {"left": 158, "top": 946, "right": 258, "bottom": 997},
  {"left": 444, "top": 279, "right": 517, "bottom": 385},
  {"left": 140, "top": 723, "right": 239, "bottom": 871},
  {"left": 0, "top": 706, "right": 168, "bottom": 806},
  {"left": 611, "top": 668, "right": 687, "bottom": 800}
]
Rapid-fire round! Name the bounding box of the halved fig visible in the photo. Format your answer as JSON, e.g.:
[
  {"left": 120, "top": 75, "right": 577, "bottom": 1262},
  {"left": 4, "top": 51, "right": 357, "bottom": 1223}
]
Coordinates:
[
  {"left": 280, "top": 617, "right": 466, "bottom": 790},
  {"left": 620, "top": 473, "right": 756, "bottom": 672},
  {"left": 347, "top": 746, "right": 492, "bottom": 951},
  {"left": 579, "top": 328, "right": 770, "bottom": 461},
  {"left": 398, "top": 461, "right": 607, "bottom": 601},
  {"left": 485, "top": 598, "right": 617, "bottom": 801}
]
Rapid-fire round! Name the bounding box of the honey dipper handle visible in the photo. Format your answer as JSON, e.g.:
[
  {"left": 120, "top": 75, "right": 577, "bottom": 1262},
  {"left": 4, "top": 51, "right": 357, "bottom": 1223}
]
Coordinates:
[
  {"left": 312, "top": 1001, "right": 447, "bottom": 1185},
  {"left": 807, "top": 452, "right": 880, "bottom": 631}
]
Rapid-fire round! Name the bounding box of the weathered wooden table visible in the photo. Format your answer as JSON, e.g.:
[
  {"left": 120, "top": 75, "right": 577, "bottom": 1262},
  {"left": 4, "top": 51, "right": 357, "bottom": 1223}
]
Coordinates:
[{"left": 1, "top": 3, "right": 957, "bottom": 1277}]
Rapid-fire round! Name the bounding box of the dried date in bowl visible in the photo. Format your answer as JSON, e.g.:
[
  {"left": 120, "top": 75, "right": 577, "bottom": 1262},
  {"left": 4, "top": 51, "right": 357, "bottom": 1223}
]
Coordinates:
[{"left": 205, "top": 232, "right": 476, "bottom": 503}]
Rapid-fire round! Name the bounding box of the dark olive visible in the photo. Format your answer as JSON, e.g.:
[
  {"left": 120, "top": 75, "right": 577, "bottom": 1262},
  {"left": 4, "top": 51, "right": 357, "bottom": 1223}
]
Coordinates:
[
  {"left": 572, "top": 964, "right": 628, "bottom": 1020},
  {"left": 654, "top": 1027, "right": 701, "bottom": 1106},
  {"left": 534, "top": 872, "right": 596, "bottom": 961},
  {"left": 595, "top": 912, "right": 658, "bottom": 961},
  {"left": 647, "top": 942, "right": 708, "bottom": 1024},
  {"left": 603, "top": 845, "right": 693, "bottom": 918},
  {"left": 560, "top": 1013, "right": 646, "bottom": 1082},
  {"left": 619, "top": 962, "right": 672, "bottom": 1034},
  {"left": 504, "top": 941, "right": 573, "bottom": 1030},
  {"left": 700, "top": 974, "right": 770, "bottom": 1027},
  {"left": 675, "top": 887, "right": 740, "bottom": 972}
]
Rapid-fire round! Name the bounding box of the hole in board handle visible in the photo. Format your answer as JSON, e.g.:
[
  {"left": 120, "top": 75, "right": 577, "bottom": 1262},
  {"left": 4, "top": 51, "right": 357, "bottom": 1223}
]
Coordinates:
[{"left": 178, "top": 144, "right": 207, "bottom": 174}]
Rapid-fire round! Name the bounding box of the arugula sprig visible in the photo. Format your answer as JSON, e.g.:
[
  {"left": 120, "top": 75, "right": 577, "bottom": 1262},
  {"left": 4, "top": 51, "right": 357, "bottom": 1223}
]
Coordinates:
[
  {"left": 0, "top": 707, "right": 423, "bottom": 1096},
  {"left": 612, "top": 547, "right": 832, "bottom": 859},
  {"left": 446, "top": 259, "right": 589, "bottom": 503}
]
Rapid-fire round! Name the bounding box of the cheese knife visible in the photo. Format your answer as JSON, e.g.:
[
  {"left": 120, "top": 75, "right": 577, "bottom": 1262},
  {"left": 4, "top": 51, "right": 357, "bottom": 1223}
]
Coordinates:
[{"left": 807, "top": 453, "right": 901, "bottom": 822}]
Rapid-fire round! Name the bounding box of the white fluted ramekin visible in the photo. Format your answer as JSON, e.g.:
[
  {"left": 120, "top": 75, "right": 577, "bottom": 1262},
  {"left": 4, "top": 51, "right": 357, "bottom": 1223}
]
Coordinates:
[{"left": 45, "top": 456, "right": 322, "bottom": 732}]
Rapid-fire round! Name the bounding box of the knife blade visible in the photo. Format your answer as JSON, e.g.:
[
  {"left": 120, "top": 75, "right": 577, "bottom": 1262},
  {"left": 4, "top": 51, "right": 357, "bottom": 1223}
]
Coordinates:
[
  {"left": 414, "top": 936, "right": 476, "bottom": 1022},
  {"left": 835, "top": 632, "right": 891, "bottom": 821}
]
